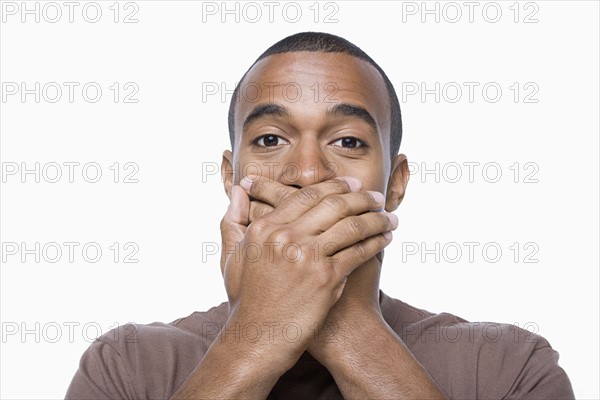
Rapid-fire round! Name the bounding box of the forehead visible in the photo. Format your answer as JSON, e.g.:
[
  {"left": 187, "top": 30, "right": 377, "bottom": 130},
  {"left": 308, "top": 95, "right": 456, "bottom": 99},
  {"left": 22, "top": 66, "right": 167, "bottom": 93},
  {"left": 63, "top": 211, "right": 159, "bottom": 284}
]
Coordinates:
[{"left": 234, "top": 52, "right": 391, "bottom": 137}]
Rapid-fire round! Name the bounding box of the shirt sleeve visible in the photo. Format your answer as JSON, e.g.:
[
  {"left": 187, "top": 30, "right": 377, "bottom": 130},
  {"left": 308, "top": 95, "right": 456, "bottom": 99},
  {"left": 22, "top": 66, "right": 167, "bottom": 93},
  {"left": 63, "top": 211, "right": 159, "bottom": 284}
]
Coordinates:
[
  {"left": 504, "top": 344, "right": 574, "bottom": 400},
  {"left": 64, "top": 338, "right": 138, "bottom": 400}
]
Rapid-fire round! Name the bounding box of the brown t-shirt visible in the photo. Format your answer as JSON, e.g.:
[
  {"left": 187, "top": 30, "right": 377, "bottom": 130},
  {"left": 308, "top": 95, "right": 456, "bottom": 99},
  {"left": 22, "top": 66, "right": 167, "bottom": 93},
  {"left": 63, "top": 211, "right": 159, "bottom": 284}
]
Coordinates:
[{"left": 65, "top": 291, "right": 574, "bottom": 399}]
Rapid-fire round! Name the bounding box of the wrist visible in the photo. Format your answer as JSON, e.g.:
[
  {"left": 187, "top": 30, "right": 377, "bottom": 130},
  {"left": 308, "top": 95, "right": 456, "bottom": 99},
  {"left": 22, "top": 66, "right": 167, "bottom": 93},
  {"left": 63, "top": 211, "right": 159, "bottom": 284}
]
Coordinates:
[
  {"left": 220, "top": 312, "right": 305, "bottom": 376},
  {"left": 310, "top": 311, "right": 388, "bottom": 369}
]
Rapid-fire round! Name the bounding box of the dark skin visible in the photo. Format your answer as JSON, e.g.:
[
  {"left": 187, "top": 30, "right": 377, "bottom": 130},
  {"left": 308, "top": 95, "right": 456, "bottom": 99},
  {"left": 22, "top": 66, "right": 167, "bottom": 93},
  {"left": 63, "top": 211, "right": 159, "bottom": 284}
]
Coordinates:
[{"left": 171, "top": 52, "right": 447, "bottom": 399}]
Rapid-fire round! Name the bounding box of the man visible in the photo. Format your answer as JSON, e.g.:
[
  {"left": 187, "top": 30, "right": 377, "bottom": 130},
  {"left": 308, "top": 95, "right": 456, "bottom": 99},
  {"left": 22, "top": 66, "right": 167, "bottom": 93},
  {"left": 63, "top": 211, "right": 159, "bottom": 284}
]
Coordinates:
[{"left": 65, "top": 32, "right": 574, "bottom": 399}]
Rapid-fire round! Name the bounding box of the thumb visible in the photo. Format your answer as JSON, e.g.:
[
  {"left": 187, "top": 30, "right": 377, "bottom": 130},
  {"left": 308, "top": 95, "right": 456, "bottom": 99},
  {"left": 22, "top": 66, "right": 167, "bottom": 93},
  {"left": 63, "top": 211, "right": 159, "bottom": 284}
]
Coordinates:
[{"left": 220, "top": 185, "right": 249, "bottom": 273}]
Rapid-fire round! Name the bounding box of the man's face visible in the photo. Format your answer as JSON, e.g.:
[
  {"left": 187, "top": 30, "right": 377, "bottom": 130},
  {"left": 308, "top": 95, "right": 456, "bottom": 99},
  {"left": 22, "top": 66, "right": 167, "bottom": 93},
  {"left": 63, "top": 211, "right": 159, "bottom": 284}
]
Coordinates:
[{"left": 223, "top": 51, "right": 407, "bottom": 210}]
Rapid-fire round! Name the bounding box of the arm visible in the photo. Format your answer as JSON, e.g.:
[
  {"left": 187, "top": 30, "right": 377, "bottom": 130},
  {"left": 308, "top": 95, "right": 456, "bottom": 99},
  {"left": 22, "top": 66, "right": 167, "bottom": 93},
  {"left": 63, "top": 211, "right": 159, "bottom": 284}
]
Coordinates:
[
  {"left": 65, "top": 335, "right": 137, "bottom": 399},
  {"left": 169, "top": 316, "right": 294, "bottom": 400},
  {"left": 246, "top": 179, "right": 447, "bottom": 399},
  {"left": 172, "top": 176, "right": 396, "bottom": 399},
  {"left": 313, "top": 309, "right": 448, "bottom": 400},
  {"left": 507, "top": 344, "right": 574, "bottom": 399}
]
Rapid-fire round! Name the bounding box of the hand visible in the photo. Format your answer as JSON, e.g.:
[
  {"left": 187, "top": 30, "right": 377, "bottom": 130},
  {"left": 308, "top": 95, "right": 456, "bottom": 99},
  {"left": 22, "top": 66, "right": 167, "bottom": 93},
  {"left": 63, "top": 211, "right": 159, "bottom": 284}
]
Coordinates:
[
  {"left": 219, "top": 175, "right": 397, "bottom": 371},
  {"left": 245, "top": 181, "right": 389, "bottom": 318}
]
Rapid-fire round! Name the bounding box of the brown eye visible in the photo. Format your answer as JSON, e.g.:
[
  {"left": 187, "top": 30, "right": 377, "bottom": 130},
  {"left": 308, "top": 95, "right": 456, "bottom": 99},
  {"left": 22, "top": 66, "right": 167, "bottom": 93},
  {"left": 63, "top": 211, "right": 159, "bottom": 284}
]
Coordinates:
[
  {"left": 256, "top": 134, "right": 288, "bottom": 147},
  {"left": 332, "top": 137, "right": 365, "bottom": 149}
]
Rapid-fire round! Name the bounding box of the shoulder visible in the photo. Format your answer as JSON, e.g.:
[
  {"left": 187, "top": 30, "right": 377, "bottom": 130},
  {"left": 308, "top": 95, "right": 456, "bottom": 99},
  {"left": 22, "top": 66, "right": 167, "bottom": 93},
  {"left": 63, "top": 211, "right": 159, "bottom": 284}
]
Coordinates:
[
  {"left": 98, "top": 301, "right": 229, "bottom": 356},
  {"left": 380, "top": 292, "right": 574, "bottom": 399},
  {"left": 66, "top": 302, "right": 229, "bottom": 400}
]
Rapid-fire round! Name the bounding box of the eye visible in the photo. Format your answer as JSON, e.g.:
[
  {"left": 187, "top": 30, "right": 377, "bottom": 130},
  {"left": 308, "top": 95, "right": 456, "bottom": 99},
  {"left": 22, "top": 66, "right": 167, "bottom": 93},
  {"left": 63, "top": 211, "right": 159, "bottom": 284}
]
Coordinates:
[
  {"left": 331, "top": 137, "right": 365, "bottom": 149},
  {"left": 253, "top": 134, "right": 289, "bottom": 147}
]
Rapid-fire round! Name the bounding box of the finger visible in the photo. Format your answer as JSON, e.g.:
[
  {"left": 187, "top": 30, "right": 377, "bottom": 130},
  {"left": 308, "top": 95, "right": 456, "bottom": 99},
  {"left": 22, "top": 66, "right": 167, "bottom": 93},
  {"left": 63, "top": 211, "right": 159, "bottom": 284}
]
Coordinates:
[
  {"left": 240, "top": 175, "right": 362, "bottom": 223},
  {"left": 318, "top": 212, "right": 398, "bottom": 255},
  {"left": 222, "top": 185, "right": 249, "bottom": 228},
  {"left": 294, "top": 190, "right": 385, "bottom": 234},
  {"left": 248, "top": 200, "right": 275, "bottom": 224},
  {"left": 329, "top": 232, "right": 394, "bottom": 279},
  {"left": 219, "top": 185, "right": 249, "bottom": 272},
  {"left": 240, "top": 175, "right": 298, "bottom": 209}
]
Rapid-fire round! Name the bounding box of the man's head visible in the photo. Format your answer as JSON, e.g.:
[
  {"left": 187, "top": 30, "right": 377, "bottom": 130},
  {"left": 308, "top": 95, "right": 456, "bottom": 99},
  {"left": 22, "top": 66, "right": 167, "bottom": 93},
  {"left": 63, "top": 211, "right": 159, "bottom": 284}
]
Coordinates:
[
  {"left": 222, "top": 32, "right": 409, "bottom": 212},
  {"left": 228, "top": 32, "right": 403, "bottom": 160}
]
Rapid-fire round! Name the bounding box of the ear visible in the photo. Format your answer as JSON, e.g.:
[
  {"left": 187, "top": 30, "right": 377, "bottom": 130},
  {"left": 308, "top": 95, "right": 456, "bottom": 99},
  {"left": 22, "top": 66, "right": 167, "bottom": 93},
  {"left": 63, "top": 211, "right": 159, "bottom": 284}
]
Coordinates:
[
  {"left": 221, "top": 150, "right": 234, "bottom": 200},
  {"left": 385, "top": 154, "right": 410, "bottom": 212}
]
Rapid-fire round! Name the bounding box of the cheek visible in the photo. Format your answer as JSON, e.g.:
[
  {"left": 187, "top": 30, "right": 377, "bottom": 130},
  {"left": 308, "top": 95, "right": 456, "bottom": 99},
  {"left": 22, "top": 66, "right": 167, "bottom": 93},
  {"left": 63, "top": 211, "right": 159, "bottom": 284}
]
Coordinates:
[
  {"left": 361, "top": 174, "right": 388, "bottom": 194},
  {"left": 235, "top": 153, "right": 389, "bottom": 191},
  {"left": 338, "top": 165, "right": 388, "bottom": 193},
  {"left": 232, "top": 157, "right": 283, "bottom": 183}
]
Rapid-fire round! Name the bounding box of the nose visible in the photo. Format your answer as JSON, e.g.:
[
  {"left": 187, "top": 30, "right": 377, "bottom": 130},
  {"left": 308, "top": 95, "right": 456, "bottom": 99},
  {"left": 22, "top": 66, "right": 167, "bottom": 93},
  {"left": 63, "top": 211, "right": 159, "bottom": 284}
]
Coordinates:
[{"left": 279, "top": 139, "right": 335, "bottom": 188}]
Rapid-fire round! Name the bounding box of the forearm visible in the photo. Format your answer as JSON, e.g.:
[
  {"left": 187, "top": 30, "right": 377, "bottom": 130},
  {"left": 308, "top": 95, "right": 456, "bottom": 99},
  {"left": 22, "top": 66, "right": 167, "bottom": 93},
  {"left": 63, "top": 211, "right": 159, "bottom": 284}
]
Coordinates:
[
  {"left": 170, "top": 317, "right": 294, "bottom": 400},
  {"left": 317, "top": 314, "right": 448, "bottom": 400}
]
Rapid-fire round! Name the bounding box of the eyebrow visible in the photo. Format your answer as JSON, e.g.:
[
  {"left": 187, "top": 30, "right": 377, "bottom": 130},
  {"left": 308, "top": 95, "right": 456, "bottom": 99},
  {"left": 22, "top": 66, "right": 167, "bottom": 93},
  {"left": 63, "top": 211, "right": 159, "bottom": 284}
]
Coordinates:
[
  {"left": 243, "top": 103, "right": 289, "bottom": 130},
  {"left": 327, "top": 103, "right": 378, "bottom": 134},
  {"left": 241, "top": 102, "right": 379, "bottom": 133}
]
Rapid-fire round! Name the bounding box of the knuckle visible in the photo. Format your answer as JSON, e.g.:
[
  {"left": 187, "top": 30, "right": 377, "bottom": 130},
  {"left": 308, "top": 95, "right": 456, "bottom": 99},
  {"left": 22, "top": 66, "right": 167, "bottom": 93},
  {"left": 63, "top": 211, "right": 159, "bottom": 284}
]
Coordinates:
[
  {"left": 294, "top": 186, "right": 321, "bottom": 206},
  {"left": 248, "top": 178, "right": 262, "bottom": 196},
  {"left": 323, "top": 241, "right": 339, "bottom": 255},
  {"left": 247, "top": 219, "right": 270, "bottom": 238},
  {"left": 362, "top": 191, "right": 377, "bottom": 205},
  {"left": 352, "top": 242, "right": 369, "bottom": 259},
  {"left": 381, "top": 212, "right": 394, "bottom": 229},
  {"left": 321, "top": 194, "right": 347, "bottom": 210},
  {"left": 219, "top": 216, "right": 228, "bottom": 231},
  {"left": 313, "top": 266, "right": 335, "bottom": 288},
  {"left": 346, "top": 217, "right": 367, "bottom": 238},
  {"left": 268, "top": 228, "right": 294, "bottom": 244},
  {"left": 330, "top": 179, "right": 351, "bottom": 193},
  {"left": 276, "top": 186, "right": 295, "bottom": 204},
  {"left": 251, "top": 204, "right": 272, "bottom": 221}
]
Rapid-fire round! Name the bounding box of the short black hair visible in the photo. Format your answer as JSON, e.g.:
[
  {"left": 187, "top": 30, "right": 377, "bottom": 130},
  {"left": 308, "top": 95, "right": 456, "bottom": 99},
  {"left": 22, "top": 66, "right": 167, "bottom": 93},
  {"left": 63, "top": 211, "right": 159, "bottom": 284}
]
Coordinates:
[{"left": 227, "top": 31, "right": 402, "bottom": 159}]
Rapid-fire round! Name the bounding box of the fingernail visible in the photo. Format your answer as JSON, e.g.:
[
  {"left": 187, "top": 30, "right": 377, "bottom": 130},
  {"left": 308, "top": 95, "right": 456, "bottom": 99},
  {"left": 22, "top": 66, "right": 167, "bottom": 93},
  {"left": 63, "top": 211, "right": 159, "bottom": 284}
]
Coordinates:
[
  {"left": 387, "top": 212, "right": 398, "bottom": 226},
  {"left": 383, "top": 231, "right": 393, "bottom": 240},
  {"left": 240, "top": 175, "right": 258, "bottom": 192},
  {"left": 368, "top": 191, "right": 384, "bottom": 204},
  {"left": 338, "top": 176, "right": 362, "bottom": 191}
]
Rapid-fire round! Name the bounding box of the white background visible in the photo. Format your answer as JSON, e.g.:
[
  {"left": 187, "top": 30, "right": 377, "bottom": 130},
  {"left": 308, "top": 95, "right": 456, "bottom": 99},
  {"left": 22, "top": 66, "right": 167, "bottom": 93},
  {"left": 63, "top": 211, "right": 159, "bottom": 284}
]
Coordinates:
[{"left": 1, "top": 1, "right": 598, "bottom": 399}]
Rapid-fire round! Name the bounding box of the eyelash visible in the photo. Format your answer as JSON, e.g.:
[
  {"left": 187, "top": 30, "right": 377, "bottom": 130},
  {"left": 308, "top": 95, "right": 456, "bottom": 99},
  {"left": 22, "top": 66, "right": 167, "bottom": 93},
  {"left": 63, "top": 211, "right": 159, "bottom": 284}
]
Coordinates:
[
  {"left": 251, "top": 134, "right": 368, "bottom": 150},
  {"left": 251, "top": 134, "right": 288, "bottom": 148},
  {"left": 331, "top": 137, "right": 368, "bottom": 150}
]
